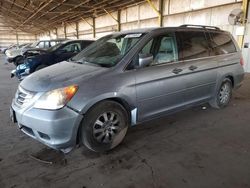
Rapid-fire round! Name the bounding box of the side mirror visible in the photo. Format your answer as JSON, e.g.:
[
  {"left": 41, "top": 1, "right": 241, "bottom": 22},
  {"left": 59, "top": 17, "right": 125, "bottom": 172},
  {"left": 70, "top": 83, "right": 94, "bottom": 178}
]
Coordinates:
[{"left": 139, "top": 53, "right": 153, "bottom": 68}]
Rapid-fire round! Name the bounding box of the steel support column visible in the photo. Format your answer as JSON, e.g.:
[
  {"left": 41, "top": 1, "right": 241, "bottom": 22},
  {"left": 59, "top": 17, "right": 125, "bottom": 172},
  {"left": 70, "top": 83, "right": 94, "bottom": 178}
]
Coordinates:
[
  {"left": 238, "top": 0, "right": 249, "bottom": 48},
  {"left": 146, "top": 0, "right": 162, "bottom": 26}
]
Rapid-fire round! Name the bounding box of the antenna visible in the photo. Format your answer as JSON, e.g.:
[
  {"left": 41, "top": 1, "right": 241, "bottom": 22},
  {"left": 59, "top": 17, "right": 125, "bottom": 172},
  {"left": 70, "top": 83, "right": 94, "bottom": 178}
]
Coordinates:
[{"left": 228, "top": 9, "right": 244, "bottom": 25}]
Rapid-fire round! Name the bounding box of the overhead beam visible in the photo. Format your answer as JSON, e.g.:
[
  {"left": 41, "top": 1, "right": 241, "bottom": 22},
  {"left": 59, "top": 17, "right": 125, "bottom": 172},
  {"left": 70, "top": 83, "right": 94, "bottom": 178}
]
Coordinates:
[
  {"left": 159, "top": 0, "right": 164, "bottom": 27},
  {"left": 81, "top": 17, "right": 93, "bottom": 28},
  {"left": 48, "top": 0, "right": 90, "bottom": 21},
  {"left": 4, "top": 0, "right": 32, "bottom": 13},
  {"left": 16, "top": 0, "right": 54, "bottom": 29},
  {"left": 36, "top": 0, "right": 69, "bottom": 20},
  {"left": 103, "top": 9, "right": 118, "bottom": 22},
  {"left": 145, "top": 0, "right": 162, "bottom": 26}
]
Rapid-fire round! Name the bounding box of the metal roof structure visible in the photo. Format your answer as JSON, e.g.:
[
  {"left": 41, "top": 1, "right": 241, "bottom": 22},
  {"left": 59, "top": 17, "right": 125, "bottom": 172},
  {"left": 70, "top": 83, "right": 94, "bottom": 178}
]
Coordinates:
[{"left": 0, "top": 0, "right": 145, "bottom": 34}]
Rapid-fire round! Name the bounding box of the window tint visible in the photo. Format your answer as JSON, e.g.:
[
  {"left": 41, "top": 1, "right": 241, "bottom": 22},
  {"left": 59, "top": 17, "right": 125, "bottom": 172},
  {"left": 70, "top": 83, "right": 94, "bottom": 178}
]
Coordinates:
[
  {"left": 50, "top": 41, "right": 56, "bottom": 47},
  {"left": 154, "top": 36, "right": 178, "bottom": 64},
  {"left": 62, "top": 42, "right": 81, "bottom": 53},
  {"left": 129, "top": 33, "right": 178, "bottom": 69},
  {"left": 177, "top": 31, "right": 210, "bottom": 60},
  {"left": 82, "top": 41, "right": 93, "bottom": 47},
  {"left": 209, "top": 32, "right": 236, "bottom": 55}
]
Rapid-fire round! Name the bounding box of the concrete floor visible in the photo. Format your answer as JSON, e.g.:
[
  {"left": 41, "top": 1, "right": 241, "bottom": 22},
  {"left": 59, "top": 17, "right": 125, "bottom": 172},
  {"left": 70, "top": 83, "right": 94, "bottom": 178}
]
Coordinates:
[{"left": 0, "top": 54, "right": 250, "bottom": 188}]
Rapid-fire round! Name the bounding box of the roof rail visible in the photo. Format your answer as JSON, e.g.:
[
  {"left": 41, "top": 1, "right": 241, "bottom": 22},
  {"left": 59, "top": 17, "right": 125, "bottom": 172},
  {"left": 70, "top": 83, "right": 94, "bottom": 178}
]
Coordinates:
[{"left": 179, "top": 24, "right": 220, "bottom": 30}]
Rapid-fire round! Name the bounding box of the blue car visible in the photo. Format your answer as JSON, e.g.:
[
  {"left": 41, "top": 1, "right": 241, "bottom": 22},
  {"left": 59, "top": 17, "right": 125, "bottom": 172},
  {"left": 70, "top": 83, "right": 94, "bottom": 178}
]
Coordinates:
[{"left": 12, "top": 39, "right": 94, "bottom": 80}]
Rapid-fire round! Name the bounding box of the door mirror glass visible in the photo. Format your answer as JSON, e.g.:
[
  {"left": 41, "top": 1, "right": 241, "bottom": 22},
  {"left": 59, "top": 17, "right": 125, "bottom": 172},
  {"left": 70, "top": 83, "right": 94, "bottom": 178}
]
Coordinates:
[{"left": 139, "top": 53, "right": 153, "bottom": 68}]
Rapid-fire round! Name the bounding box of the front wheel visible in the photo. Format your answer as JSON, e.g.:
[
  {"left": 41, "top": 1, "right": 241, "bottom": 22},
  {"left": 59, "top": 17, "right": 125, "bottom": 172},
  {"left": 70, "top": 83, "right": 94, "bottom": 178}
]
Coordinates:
[
  {"left": 209, "top": 78, "right": 232, "bottom": 109},
  {"left": 81, "top": 100, "right": 129, "bottom": 152},
  {"left": 14, "top": 56, "right": 24, "bottom": 66}
]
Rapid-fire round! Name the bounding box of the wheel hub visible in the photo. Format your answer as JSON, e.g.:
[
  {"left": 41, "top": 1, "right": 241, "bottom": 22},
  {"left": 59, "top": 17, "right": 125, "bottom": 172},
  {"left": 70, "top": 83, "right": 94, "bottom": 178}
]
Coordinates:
[{"left": 93, "top": 112, "right": 120, "bottom": 143}]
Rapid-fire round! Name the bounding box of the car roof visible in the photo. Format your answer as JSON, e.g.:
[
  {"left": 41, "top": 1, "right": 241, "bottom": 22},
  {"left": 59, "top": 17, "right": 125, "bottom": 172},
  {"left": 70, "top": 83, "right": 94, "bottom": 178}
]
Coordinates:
[
  {"left": 113, "top": 25, "right": 227, "bottom": 35},
  {"left": 60, "top": 39, "right": 95, "bottom": 44}
]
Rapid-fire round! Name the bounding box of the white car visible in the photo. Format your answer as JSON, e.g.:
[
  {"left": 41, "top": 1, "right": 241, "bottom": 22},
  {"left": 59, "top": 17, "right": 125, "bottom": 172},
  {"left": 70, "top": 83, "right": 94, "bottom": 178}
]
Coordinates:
[{"left": 5, "top": 43, "right": 31, "bottom": 65}]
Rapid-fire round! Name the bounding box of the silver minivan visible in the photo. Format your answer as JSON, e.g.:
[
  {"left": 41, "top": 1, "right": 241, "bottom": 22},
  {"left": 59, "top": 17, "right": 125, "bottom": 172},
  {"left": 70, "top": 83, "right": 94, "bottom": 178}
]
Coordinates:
[{"left": 11, "top": 25, "right": 244, "bottom": 152}]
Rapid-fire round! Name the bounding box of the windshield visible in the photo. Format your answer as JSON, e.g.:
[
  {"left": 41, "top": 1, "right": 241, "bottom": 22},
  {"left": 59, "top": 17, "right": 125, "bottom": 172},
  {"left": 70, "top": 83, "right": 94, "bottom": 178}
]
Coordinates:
[
  {"left": 19, "top": 43, "right": 28, "bottom": 48},
  {"left": 47, "top": 42, "right": 62, "bottom": 52},
  {"left": 30, "top": 41, "right": 39, "bottom": 48},
  {"left": 71, "top": 33, "right": 144, "bottom": 67}
]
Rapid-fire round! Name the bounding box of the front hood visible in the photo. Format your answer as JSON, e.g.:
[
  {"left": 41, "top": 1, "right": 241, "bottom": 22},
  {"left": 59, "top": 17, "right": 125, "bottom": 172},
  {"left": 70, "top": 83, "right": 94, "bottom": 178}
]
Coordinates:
[{"left": 20, "top": 61, "right": 107, "bottom": 92}]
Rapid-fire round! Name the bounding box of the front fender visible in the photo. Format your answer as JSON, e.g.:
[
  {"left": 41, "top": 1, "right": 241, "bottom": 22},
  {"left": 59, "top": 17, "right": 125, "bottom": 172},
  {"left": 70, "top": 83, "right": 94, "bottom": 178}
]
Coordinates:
[{"left": 78, "top": 92, "right": 135, "bottom": 114}]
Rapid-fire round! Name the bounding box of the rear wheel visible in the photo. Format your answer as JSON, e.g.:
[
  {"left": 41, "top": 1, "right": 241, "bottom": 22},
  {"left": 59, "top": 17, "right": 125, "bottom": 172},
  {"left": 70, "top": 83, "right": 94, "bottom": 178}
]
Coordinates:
[
  {"left": 209, "top": 78, "right": 232, "bottom": 109},
  {"left": 81, "top": 100, "right": 129, "bottom": 152}
]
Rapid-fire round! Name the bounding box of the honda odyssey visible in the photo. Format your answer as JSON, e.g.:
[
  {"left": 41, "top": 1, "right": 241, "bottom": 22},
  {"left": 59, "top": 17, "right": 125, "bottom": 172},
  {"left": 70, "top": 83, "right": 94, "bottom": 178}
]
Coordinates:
[{"left": 10, "top": 25, "right": 244, "bottom": 153}]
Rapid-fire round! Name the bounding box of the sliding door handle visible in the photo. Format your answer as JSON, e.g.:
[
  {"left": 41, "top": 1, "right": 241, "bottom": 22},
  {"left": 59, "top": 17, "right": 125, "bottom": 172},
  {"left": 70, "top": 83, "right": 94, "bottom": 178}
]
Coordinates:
[
  {"left": 189, "top": 65, "right": 198, "bottom": 71},
  {"left": 172, "top": 68, "right": 183, "bottom": 74}
]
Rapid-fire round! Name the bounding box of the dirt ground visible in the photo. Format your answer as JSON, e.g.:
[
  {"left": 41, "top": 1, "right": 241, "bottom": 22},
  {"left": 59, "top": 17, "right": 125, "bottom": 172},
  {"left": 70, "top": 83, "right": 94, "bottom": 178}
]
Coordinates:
[{"left": 0, "top": 54, "right": 250, "bottom": 188}]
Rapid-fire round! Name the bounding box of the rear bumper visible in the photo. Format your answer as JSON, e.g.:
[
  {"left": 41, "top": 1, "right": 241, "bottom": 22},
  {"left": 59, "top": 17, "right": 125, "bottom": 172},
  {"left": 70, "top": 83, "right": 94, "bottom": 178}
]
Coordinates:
[{"left": 12, "top": 101, "right": 83, "bottom": 150}]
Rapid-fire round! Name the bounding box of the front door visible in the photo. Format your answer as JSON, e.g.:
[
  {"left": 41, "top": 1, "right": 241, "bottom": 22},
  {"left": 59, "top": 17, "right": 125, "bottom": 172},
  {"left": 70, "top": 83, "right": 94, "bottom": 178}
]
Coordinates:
[{"left": 131, "top": 32, "right": 189, "bottom": 122}]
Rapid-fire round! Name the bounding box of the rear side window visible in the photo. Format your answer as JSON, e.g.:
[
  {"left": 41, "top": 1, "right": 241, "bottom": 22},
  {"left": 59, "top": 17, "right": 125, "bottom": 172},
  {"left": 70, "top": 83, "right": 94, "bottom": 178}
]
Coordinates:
[
  {"left": 50, "top": 41, "right": 56, "bottom": 47},
  {"left": 82, "top": 41, "right": 93, "bottom": 47},
  {"left": 209, "top": 32, "right": 237, "bottom": 55},
  {"left": 177, "top": 31, "right": 210, "bottom": 60},
  {"left": 62, "top": 42, "right": 81, "bottom": 53}
]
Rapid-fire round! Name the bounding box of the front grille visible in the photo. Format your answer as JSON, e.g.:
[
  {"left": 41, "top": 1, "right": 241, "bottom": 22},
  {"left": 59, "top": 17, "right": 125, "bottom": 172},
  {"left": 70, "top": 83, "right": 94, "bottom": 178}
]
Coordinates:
[{"left": 15, "top": 86, "right": 34, "bottom": 107}]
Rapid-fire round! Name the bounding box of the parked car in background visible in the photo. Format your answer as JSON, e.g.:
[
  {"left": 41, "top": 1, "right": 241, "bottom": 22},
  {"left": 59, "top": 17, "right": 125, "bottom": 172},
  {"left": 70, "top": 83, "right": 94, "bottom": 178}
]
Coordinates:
[
  {"left": 11, "top": 25, "right": 244, "bottom": 153},
  {"left": 12, "top": 39, "right": 94, "bottom": 80},
  {"left": 4, "top": 44, "right": 19, "bottom": 55},
  {"left": 0, "top": 46, "right": 8, "bottom": 54},
  {"left": 7, "top": 39, "right": 66, "bottom": 66},
  {"left": 5, "top": 43, "right": 32, "bottom": 65}
]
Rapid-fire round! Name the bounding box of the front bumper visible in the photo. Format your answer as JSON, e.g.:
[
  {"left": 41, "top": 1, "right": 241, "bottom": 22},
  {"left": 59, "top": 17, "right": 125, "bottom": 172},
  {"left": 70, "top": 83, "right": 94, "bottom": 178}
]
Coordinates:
[
  {"left": 11, "top": 101, "right": 83, "bottom": 150},
  {"left": 11, "top": 63, "right": 30, "bottom": 80}
]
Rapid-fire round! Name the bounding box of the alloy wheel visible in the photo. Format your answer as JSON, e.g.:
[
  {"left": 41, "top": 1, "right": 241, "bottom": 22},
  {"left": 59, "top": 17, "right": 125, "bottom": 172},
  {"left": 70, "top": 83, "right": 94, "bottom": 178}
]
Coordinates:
[{"left": 93, "top": 111, "right": 120, "bottom": 144}]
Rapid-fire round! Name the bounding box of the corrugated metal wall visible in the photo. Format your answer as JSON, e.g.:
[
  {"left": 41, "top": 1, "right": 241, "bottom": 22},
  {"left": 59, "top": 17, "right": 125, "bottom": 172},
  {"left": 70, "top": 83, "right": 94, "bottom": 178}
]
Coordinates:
[
  {"left": 39, "top": 0, "right": 242, "bottom": 40},
  {"left": 0, "top": 17, "right": 36, "bottom": 48}
]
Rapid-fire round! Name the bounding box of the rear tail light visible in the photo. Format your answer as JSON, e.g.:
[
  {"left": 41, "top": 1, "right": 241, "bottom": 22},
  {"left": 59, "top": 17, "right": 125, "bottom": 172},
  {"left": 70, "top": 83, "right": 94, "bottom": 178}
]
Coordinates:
[{"left": 240, "top": 57, "right": 244, "bottom": 66}]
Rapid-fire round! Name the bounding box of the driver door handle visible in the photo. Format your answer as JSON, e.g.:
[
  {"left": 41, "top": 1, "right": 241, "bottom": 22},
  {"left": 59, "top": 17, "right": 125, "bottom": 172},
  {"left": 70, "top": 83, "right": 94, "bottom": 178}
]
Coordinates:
[
  {"left": 172, "top": 68, "right": 183, "bottom": 74},
  {"left": 189, "top": 65, "right": 198, "bottom": 71}
]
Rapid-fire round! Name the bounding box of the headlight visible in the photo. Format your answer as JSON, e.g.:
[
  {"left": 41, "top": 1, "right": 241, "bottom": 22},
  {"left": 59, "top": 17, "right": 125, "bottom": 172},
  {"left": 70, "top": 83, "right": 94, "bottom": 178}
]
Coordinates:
[{"left": 34, "top": 85, "right": 78, "bottom": 110}]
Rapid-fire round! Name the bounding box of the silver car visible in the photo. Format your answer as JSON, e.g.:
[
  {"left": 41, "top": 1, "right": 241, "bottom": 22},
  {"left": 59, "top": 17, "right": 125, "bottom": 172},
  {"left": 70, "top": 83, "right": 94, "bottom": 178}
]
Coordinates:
[{"left": 11, "top": 25, "right": 244, "bottom": 152}]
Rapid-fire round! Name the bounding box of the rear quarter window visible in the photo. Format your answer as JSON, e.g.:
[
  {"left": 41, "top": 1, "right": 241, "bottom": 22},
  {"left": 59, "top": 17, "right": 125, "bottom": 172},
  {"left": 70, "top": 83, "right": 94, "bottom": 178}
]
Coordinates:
[
  {"left": 209, "top": 32, "right": 237, "bottom": 55},
  {"left": 177, "top": 31, "right": 210, "bottom": 60}
]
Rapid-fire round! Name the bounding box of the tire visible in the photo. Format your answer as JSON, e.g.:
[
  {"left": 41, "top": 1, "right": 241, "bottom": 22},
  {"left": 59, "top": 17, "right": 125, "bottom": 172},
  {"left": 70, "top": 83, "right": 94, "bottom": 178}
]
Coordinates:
[
  {"left": 209, "top": 78, "right": 232, "bottom": 109},
  {"left": 81, "top": 100, "right": 129, "bottom": 152},
  {"left": 35, "top": 64, "right": 47, "bottom": 71},
  {"left": 14, "top": 56, "right": 24, "bottom": 66}
]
